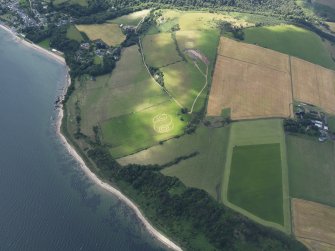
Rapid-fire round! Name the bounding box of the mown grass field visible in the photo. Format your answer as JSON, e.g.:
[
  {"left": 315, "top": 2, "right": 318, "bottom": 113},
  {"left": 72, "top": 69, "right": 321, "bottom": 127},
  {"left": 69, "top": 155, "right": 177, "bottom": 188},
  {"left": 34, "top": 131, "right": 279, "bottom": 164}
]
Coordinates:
[
  {"left": 286, "top": 135, "right": 335, "bottom": 207},
  {"left": 222, "top": 119, "right": 290, "bottom": 232},
  {"left": 69, "top": 46, "right": 168, "bottom": 137},
  {"left": 142, "top": 33, "right": 182, "bottom": 67},
  {"left": 109, "top": 9, "right": 150, "bottom": 26},
  {"left": 76, "top": 23, "right": 125, "bottom": 46},
  {"left": 228, "top": 144, "right": 284, "bottom": 225},
  {"left": 118, "top": 125, "right": 230, "bottom": 200},
  {"left": 66, "top": 25, "right": 84, "bottom": 42},
  {"left": 243, "top": 25, "right": 335, "bottom": 69},
  {"left": 101, "top": 100, "right": 188, "bottom": 158}
]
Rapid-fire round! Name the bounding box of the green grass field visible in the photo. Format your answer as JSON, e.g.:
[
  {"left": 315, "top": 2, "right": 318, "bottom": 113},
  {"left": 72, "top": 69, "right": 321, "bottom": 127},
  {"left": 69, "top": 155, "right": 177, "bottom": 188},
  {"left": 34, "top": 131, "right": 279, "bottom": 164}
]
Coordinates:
[
  {"left": 162, "top": 61, "right": 205, "bottom": 110},
  {"left": 243, "top": 25, "right": 335, "bottom": 69},
  {"left": 142, "top": 33, "right": 182, "bottom": 67},
  {"left": 101, "top": 100, "right": 188, "bottom": 158},
  {"left": 53, "top": 0, "right": 88, "bottom": 6},
  {"left": 66, "top": 25, "right": 84, "bottom": 42},
  {"left": 286, "top": 135, "right": 335, "bottom": 207},
  {"left": 119, "top": 125, "right": 230, "bottom": 200},
  {"left": 76, "top": 23, "right": 125, "bottom": 46},
  {"left": 109, "top": 9, "right": 150, "bottom": 26},
  {"left": 222, "top": 119, "right": 291, "bottom": 233},
  {"left": 68, "top": 46, "right": 168, "bottom": 137},
  {"left": 228, "top": 144, "right": 284, "bottom": 225}
]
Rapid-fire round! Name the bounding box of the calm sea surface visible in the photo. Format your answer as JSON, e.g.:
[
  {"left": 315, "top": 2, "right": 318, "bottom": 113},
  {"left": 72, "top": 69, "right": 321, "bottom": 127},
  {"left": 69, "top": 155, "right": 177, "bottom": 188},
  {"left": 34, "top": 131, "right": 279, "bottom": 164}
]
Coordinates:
[{"left": 0, "top": 28, "right": 165, "bottom": 251}]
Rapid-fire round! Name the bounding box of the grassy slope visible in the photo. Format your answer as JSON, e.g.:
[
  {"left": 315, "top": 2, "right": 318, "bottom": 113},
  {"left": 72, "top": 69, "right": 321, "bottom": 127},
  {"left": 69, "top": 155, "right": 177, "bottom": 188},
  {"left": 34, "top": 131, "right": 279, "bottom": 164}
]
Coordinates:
[
  {"left": 118, "top": 125, "right": 230, "bottom": 200},
  {"left": 243, "top": 24, "right": 335, "bottom": 69},
  {"left": 110, "top": 9, "right": 150, "bottom": 26},
  {"left": 222, "top": 119, "right": 291, "bottom": 233},
  {"left": 228, "top": 144, "right": 284, "bottom": 225},
  {"left": 286, "top": 134, "right": 335, "bottom": 207},
  {"left": 101, "top": 100, "right": 188, "bottom": 158},
  {"left": 142, "top": 33, "right": 182, "bottom": 67},
  {"left": 72, "top": 46, "right": 168, "bottom": 137}
]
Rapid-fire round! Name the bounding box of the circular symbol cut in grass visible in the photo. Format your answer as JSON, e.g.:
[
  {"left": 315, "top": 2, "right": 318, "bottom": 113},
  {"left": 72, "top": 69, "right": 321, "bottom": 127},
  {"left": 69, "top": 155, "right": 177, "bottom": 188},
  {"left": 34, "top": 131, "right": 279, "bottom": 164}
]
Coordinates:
[{"left": 153, "top": 114, "right": 174, "bottom": 134}]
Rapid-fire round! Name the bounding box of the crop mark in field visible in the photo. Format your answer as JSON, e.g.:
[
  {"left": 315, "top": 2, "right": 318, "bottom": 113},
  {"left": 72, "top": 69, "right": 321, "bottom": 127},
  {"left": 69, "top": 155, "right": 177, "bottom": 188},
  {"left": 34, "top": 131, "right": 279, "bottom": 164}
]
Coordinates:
[{"left": 153, "top": 114, "right": 174, "bottom": 133}]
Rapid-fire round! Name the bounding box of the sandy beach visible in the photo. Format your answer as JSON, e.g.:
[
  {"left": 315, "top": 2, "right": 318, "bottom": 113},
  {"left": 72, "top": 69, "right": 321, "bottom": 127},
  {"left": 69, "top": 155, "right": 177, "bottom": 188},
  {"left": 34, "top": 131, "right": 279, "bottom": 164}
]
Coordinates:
[{"left": 0, "top": 24, "right": 182, "bottom": 251}]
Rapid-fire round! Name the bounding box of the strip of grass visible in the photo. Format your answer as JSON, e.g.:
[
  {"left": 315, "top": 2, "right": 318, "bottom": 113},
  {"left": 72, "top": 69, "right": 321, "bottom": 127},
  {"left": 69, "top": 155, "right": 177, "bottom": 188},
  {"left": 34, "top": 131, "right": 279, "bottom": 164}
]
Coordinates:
[
  {"left": 228, "top": 143, "right": 284, "bottom": 225},
  {"left": 243, "top": 24, "right": 335, "bottom": 69},
  {"left": 286, "top": 134, "right": 335, "bottom": 207}
]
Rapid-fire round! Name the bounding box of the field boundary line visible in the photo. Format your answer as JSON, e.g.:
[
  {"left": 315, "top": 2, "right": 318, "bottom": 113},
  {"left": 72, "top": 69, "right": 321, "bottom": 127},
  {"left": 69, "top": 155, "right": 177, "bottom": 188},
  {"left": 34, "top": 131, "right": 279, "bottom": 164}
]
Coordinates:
[
  {"left": 296, "top": 236, "right": 335, "bottom": 248},
  {"left": 138, "top": 37, "right": 183, "bottom": 109},
  {"left": 218, "top": 54, "right": 289, "bottom": 74}
]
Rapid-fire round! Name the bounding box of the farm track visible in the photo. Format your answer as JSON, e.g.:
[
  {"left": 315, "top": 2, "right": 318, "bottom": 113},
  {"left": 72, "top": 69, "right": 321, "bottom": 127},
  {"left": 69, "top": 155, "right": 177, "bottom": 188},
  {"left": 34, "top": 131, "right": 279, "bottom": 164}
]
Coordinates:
[
  {"left": 139, "top": 37, "right": 183, "bottom": 109},
  {"left": 189, "top": 62, "right": 209, "bottom": 114}
]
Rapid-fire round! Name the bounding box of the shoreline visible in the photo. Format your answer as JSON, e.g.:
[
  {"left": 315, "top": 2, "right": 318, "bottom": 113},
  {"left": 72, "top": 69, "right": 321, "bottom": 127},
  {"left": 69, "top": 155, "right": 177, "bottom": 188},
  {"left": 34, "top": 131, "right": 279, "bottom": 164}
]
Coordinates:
[{"left": 0, "top": 24, "right": 182, "bottom": 251}]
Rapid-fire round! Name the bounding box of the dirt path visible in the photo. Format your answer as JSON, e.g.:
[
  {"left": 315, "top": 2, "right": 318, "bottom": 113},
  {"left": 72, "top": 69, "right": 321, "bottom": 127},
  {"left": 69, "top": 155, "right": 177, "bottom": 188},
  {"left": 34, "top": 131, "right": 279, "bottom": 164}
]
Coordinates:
[
  {"left": 138, "top": 37, "right": 183, "bottom": 109},
  {"left": 189, "top": 62, "right": 209, "bottom": 114}
]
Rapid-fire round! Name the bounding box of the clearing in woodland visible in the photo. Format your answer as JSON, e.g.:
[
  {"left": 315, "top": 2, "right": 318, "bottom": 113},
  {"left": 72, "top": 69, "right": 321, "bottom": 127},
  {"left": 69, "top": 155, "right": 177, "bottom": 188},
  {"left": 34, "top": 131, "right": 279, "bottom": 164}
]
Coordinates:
[
  {"left": 222, "top": 119, "right": 291, "bottom": 233},
  {"left": 109, "top": 9, "right": 150, "bottom": 26},
  {"left": 292, "top": 198, "right": 335, "bottom": 250},
  {"left": 207, "top": 37, "right": 292, "bottom": 119},
  {"left": 76, "top": 23, "right": 125, "bottom": 46}
]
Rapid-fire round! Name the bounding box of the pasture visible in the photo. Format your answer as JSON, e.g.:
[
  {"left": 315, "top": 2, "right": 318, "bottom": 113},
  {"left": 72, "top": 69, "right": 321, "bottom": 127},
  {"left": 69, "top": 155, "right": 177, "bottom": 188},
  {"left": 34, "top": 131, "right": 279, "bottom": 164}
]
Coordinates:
[
  {"left": 286, "top": 135, "right": 335, "bottom": 207},
  {"left": 118, "top": 125, "right": 230, "bottom": 201},
  {"left": 207, "top": 37, "right": 292, "bottom": 119},
  {"left": 161, "top": 61, "right": 206, "bottom": 110},
  {"left": 291, "top": 57, "right": 335, "bottom": 114},
  {"left": 243, "top": 25, "right": 335, "bottom": 70},
  {"left": 101, "top": 100, "right": 187, "bottom": 158},
  {"left": 70, "top": 46, "right": 168, "bottom": 137},
  {"left": 326, "top": 22, "right": 335, "bottom": 32},
  {"left": 66, "top": 25, "right": 84, "bottom": 42},
  {"left": 53, "top": 0, "right": 88, "bottom": 6},
  {"left": 142, "top": 33, "right": 182, "bottom": 67},
  {"left": 222, "top": 119, "right": 291, "bottom": 232},
  {"left": 76, "top": 23, "right": 125, "bottom": 46},
  {"left": 110, "top": 9, "right": 150, "bottom": 26},
  {"left": 292, "top": 198, "right": 335, "bottom": 250},
  {"left": 228, "top": 144, "right": 284, "bottom": 225}
]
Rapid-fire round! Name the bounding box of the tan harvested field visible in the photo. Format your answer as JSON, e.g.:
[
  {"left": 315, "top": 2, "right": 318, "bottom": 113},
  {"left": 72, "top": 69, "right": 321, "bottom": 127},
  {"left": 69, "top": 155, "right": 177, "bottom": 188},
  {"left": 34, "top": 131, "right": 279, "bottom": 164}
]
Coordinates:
[
  {"left": 207, "top": 38, "right": 292, "bottom": 119},
  {"left": 291, "top": 57, "right": 335, "bottom": 114},
  {"left": 76, "top": 23, "right": 125, "bottom": 46},
  {"left": 217, "top": 37, "right": 290, "bottom": 73},
  {"left": 292, "top": 198, "right": 335, "bottom": 250}
]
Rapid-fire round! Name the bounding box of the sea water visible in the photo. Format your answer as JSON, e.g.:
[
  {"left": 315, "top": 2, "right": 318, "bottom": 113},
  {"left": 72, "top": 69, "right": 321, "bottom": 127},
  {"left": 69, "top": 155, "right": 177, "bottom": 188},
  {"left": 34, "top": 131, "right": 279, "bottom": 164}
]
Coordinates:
[{"left": 0, "top": 28, "right": 165, "bottom": 251}]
